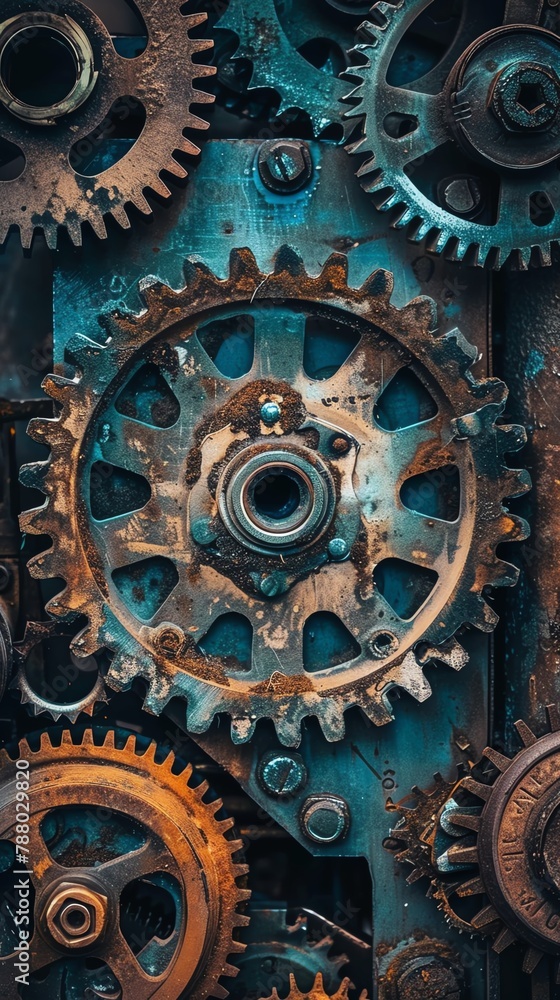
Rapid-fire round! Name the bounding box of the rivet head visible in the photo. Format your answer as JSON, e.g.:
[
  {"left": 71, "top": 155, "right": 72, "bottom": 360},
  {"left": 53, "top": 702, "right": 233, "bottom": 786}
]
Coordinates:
[
  {"left": 300, "top": 795, "right": 350, "bottom": 843},
  {"left": 328, "top": 538, "right": 349, "bottom": 561},
  {"left": 260, "top": 401, "right": 281, "bottom": 425},
  {"left": 191, "top": 516, "right": 218, "bottom": 547}
]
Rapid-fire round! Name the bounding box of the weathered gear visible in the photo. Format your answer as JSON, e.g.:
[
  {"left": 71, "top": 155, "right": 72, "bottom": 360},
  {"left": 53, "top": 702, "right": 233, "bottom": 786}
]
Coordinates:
[
  {"left": 12, "top": 619, "right": 108, "bottom": 722},
  {"left": 263, "top": 972, "right": 365, "bottom": 1000},
  {"left": 216, "top": 0, "right": 350, "bottom": 135},
  {"left": 0, "top": 1, "right": 215, "bottom": 248},
  {"left": 343, "top": 0, "right": 560, "bottom": 267},
  {"left": 389, "top": 707, "right": 560, "bottom": 977},
  {"left": 20, "top": 247, "right": 528, "bottom": 746},
  {"left": 0, "top": 729, "right": 249, "bottom": 998},
  {"left": 230, "top": 908, "right": 348, "bottom": 1000}
]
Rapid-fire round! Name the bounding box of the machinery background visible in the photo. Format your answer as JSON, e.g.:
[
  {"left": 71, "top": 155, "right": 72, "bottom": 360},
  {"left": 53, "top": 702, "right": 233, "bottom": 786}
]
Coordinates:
[{"left": 0, "top": 1, "right": 558, "bottom": 999}]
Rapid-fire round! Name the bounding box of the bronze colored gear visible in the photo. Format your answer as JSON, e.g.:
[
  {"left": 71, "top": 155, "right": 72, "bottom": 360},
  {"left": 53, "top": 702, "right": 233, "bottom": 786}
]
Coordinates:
[
  {"left": 20, "top": 247, "right": 528, "bottom": 746},
  {"left": 0, "top": 728, "right": 250, "bottom": 999},
  {"left": 262, "top": 972, "right": 367, "bottom": 1000},
  {"left": 389, "top": 707, "right": 560, "bottom": 978},
  {"left": 0, "top": 1, "right": 215, "bottom": 248}
]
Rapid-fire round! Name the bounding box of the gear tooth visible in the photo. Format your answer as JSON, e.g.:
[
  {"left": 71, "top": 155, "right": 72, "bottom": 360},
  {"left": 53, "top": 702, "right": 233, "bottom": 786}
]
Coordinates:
[
  {"left": 229, "top": 247, "right": 259, "bottom": 283},
  {"left": 86, "top": 211, "right": 108, "bottom": 242},
  {"left": 103, "top": 730, "right": 116, "bottom": 749},
  {"left": 66, "top": 218, "right": 84, "bottom": 246},
  {"left": 361, "top": 267, "right": 394, "bottom": 300},
  {"left": 71, "top": 625, "right": 102, "bottom": 658},
  {"left": 523, "top": 947, "right": 545, "bottom": 975},
  {"left": 110, "top": 203, "right": 131, "bottom": 232},
  {"left": 165, "top": 157, "right": 188, "bottom": 181},
  {"left": 150, "top": 176, "right": 172, "bottom": 200},
  {"left": 60, "top": 730, "right": 74, "bottom": 747},
  {"left": 401, "top": 295, "right": 438, "bottom": 334},
  {"left": 43, "top": 224, "right": 58, "bottom": 251},
  {"left": 231, "top": 715, "right": 257, "bottom": 744},
  {"left": 321, "top": 252, "right": 349, "bottom": 286},
  {"left": 497, "top": 423, "right": 527, "bottom": 457},
  {"left": 493, "top": 926, "right": 517, "bottom": 954},
  {"left": 547, "top": 704, "right": 560, "bottom": 732},
  {"left": 515, "top": 719, "right": 538, "bottom": 747}
]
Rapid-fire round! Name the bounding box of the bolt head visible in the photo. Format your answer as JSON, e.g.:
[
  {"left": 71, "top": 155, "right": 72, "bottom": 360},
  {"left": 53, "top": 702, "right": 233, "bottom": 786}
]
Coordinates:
[
  {"left": 260, "top": 401, "right": 281, "bottom": 425},
  {"left": 258, "top": 140, "right": 313, "bottom": 194},
  {"left": 300, "top": 794, "right": 350, "bottom": 844},
  {"left": 328, "top": 538, "right": 349, "bottom": 561},
  {"left": 258, "top": 750, "right": 308, "bottom": 798},
  {"left": 43, "top": 882, "right": 108, "bottom": 950},
  {"left": 493, "top": 62, "right": 560, "bottom": 132},
  {"left": 154, "top": 625, "right": 185, "bottom": 657}
]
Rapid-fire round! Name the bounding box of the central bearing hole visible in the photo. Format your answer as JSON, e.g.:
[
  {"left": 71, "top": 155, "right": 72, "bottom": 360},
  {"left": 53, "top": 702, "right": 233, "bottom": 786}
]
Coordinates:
[
  {"left": 1, "top": 28, "right": 79, "bottom": 107},
  {"left": 66, "top": 907, "right": 87, "bottom": 930},
  {"left": 252, "top": 469, "right": 304, "bottom": 522}
]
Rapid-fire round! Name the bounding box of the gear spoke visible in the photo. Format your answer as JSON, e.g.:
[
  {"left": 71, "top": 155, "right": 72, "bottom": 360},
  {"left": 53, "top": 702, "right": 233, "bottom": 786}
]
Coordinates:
[
  {"left": 97, "top": 839, "right": 176, "bottom": 897},
  {"left": 102, "top": 927, "right": 163, "bottom": 1000},
  {"left": 251, "top": 309, "right": 306, "bottom": 382}
]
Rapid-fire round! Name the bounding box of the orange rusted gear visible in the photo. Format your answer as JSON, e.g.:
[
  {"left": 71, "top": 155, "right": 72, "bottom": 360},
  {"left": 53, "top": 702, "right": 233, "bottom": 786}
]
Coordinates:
[
  {"left": 0, "top": 1, "right": 215, "bottom": 248},
  {"left": 20, "top": 247, "right": 528, "bottom": 746},
  {"left": 263, "top": 972, "right": 368, "bottom": 1000},
  {"left": 0, "top": 729, "right": 250, "bottom": 998}
]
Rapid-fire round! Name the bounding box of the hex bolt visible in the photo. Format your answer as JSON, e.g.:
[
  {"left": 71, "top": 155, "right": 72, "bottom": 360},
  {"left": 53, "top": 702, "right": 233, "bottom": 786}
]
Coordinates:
[
  {"left": 260, "top": 401, "right": 282, "bottom": 425},
  {"left": 258, "top": 140, "right": 313, "bottom": 194},
  {"left": 191, "top": 516, "right": 218, "bottom": 547},
  {"left": 328, "top": 538, "right": 349, "bottom": 561},
  {"left": 155, "top": 626, "right": 185, "bottom": 657},
  {"left": 441, "top": 177, "right": 482, "bottom": 216},
  {"left": 258, "top": 750, "right": 308, "bottom": 798},
  {"left": 300, "top": 794, "right": 350, "bottom": 844},
  {"left": 0, "top": 565, "right": 11, "bottom": 593}
]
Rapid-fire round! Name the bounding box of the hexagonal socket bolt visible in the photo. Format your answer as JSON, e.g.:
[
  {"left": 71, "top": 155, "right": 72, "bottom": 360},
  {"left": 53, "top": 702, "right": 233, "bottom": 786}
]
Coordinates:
[
  {"left": 43, "top": 882, "right": 108, "bottom": 950},
  {"left": 492, "top": 62, "right": 560, "bottom": 132},
  {"left": 258, "top": 750, "right": 308, "bottom": 798},
  {"left": 299, "top": 794, "right": 350, "bottom": 844},
  {"left": 258, "top": 141, "right": 313, "bottom": 194}
]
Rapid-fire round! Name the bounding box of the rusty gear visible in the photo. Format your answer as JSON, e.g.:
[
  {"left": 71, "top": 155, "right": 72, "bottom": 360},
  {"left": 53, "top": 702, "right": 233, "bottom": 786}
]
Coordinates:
[
  {"left": 20, "top": 247, "right": 528, "bottom": 746},
  {"left": 343, "top": 0, "right": 560, "bottom": 268},
  {"left": 0, "top": 728, "right": 250, "bottom": 998},
  {"left": 12, "top": 619, "right": 108, "bottom": 722},
  {"left": 263, "top": 972, "right": 366, "bottom": 1000},
  {"left": 389, "top": 707, "right": 560, "bottom": 977},
  {"left": 0, "top": 1, "right": 215, "bottom": 248}
]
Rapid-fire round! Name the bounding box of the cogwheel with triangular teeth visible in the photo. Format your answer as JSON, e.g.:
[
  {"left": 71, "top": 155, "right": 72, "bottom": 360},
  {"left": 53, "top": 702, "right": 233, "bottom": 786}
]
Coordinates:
[
  {"left": 12, "top": 619, "right": 109, "bottom": 723},
  {"left": 342, "top": 0, "right": 560, "bottom": 269},
  {"left": 20, "top": 246, "right": 528, "bottom": 747},
  {"left": 389, "top": 706, "right": 560, "bottom": 980},
  {"left": 0, "top": 1, "right": 215, "bottom": 249},
  {"left": 0, "top": 728, "right": 250, "bottom": 999},
  {"left": 216, "top": 0, "right": 349, "bottom": 136},
  {"left": 263, "top": 972, "right": 367, "bottom": 1000}
]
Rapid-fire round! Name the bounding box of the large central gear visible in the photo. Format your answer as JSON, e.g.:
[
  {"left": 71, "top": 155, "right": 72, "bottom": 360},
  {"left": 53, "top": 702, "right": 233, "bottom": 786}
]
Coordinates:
[
  {"left": 0, "top": 729, "right": 249, "bottom": 998},
  {"left": 20, "top": 247, "right": 528, "bottom": 746},
  {"left": 344, "top": 0, "right": 560, "bottom": 267},
  {"left": 0, "top": 1, "right": 215, "bottom": 248}
]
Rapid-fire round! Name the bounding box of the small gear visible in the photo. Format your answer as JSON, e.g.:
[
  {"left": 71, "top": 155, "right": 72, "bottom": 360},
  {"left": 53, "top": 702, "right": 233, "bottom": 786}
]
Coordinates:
[
  {"left": 263, "top": 972, "right": 366, "bottom": 1000},
  {"left": 229, "top": 908, "right": 348, "bottom": 1000},
  {"left": 0, "top": 1, "right": 215, "bottom": 248},
  {"left": 0, "top": 728, "right": 250, "bottom": 998},
  {"left": 215, "top": 0, "right": 351, "bottom": 136},
  {"left": 343, "top": 0, "right": 560, "bottom": 267},
  {"left": 12, "top": 619, "right": 108, "bottom": 722},
  {"left": 20, "top": 247, "right": 528, "bottom": 746},
  {"left": 389, "top": 706, "right": 560, "bottom": 978}
]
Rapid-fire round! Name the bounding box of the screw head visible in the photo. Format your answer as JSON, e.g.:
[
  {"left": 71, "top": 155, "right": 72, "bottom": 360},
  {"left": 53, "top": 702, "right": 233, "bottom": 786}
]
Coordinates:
[
  {"left": 300, "top": 794, "right": 350, "bottom": 844},
  {"left": 328, "top": 538, "right": 349, "bottom": 561},
  {"left": 259, "top": 574, "right": 282, "bottom": 598},
  {"left": 441, "top": 176, "right": 482, "bottom": 217},
  {"left": 260, "top": 401, "right": 281, "bottom": 425},
  {"left": 258, "top": 140, "right": 313, "bottom": 194},
  {"left": 258, "top": 750, "right": 308, "bottom": 798},
  {"left": 191, "top": 516, "right": 218, "bottom": 547},
  {"left": 330, "top": 435, "right": 351, "bottom": 455}
]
